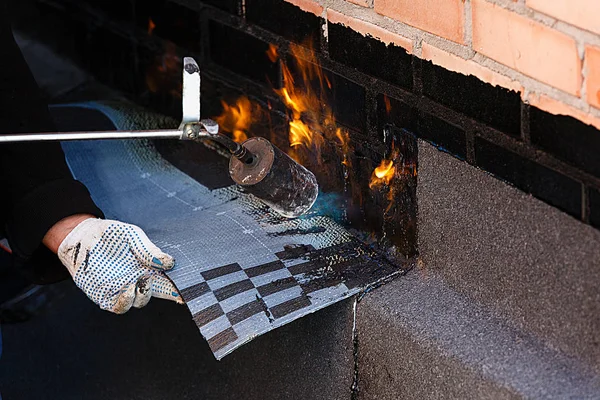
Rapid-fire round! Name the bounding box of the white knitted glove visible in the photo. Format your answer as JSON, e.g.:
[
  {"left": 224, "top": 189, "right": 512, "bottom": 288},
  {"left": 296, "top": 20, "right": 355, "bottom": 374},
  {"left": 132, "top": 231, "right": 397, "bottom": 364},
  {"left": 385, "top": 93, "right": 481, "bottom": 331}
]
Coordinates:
[{"left": 57, "top": 218, "right": 183, "bottom": 314}]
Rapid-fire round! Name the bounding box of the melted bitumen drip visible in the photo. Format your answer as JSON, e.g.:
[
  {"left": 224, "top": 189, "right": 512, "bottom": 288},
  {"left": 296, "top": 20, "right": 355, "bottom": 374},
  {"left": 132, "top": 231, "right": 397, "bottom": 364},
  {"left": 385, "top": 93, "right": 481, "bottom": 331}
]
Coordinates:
[{"left": 292, "top": 239, "right": 406, "bottom": 290}]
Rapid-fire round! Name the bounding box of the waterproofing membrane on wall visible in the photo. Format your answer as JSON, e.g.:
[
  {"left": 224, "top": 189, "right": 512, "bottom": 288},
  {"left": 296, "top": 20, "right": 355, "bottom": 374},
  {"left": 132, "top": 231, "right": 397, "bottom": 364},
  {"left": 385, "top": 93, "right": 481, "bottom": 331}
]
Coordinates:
[{"left": 58, "top": 102, "right": 401, "bottom": 360}]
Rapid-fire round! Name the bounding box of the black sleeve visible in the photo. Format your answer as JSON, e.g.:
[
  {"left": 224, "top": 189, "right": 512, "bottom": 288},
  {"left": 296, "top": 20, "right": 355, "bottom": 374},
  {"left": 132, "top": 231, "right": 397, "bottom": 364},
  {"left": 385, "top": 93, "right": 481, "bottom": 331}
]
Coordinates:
[{"left": 0, "top": 3, "right": 104, "bottom": 283}]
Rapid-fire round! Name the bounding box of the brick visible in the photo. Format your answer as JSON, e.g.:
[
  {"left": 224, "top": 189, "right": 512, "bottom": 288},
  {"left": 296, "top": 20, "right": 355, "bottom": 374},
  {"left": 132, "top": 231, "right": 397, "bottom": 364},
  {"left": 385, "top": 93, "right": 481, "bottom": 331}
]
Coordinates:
[
  {"left": 472, "top": 0, "right": 582, "bottom": 96},
  {"left": 202, "top": 0, "right": 240, "bottom": 13},
  {"left": 137, "top": 45, "right": 183, "bottom": 118},
  {"left": 88, "top": 28, "right": 136, "bottom": 92},
  {"left": 422, "top": 60, "right": 522, "bottom": 137},
  {"left": 377, "top": 94, "right": 418, "bottom": 134},
  {"left": 374, "top": 0, "right": 465, "bottom": 44},
  {"left": 585, "top": 45, "right": 600, "bottom": 110},
  {"left": 248, "top": 0, "right": 323, "bottom": 45},
  {"left": 527, "top": 93, "right": 600, "bottom": 131},
  {"left": 475, "top": 138, "right": 582, "bottom": 219},
  {"left": 328, "top": 17, "right": 413, "bottom": 90},
  {"left": 285, "top": 60, "right": 366, "bottom": 131},
  {"left": 87, "top": 0, "right": 134, "bottom": 21},
  {"left": 530, "top": 106, "right": 600, "bottom": 180},
  {"left": 418, "top": 112, "right": 467, "bottom": 160},
  {"left": 421, "top": 43, "right": 521, "bottom": 93},
  {"left": 526, "top": 0, "right": 600, "bottom": 35},
  {"left": 136, "top": 1, "right": 201, "bottom": 52},
  {"left": 327, "top": 10, "right": 412, "bottom": 52},
  {"left": 589, "top": 187, "right": 600, "bottom": 229},
  {"left": 329, "top": 72, "right": 366, "bottom": 131},
  {"left": 346, "top": 0, "right": 369, "bottom": 7},
  {"left": 284, "top": 0, "right": 323, "bottom": 16},
  {"left": 208, "top": 21, "right": 279, "bottom": 86}
]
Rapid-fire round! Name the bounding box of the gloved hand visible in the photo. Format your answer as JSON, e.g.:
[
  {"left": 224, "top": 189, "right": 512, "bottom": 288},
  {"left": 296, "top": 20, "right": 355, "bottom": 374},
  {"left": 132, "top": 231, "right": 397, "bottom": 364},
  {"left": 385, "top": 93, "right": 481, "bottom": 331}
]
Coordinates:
[{"left": 57, "top": 218, "right": 183, "bottom": 314}]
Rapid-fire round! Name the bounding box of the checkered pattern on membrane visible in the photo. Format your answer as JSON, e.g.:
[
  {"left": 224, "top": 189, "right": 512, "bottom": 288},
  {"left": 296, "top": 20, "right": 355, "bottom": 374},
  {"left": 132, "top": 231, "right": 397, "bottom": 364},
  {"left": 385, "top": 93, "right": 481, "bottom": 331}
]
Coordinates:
[{"left": 60, "top": 102, "right": 398, "bottom": 359}]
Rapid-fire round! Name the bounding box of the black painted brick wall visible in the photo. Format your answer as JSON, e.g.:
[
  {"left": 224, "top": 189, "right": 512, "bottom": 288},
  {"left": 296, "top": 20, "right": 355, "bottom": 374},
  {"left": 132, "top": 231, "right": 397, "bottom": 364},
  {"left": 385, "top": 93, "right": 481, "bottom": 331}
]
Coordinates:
[
  {"left": 208, "top": 21, "right": 279, "bottom": 86},
  {"left": 328, "top": 24, "right": 413, "bottom": 91},
  {"left": 246, "top": 0, "right": 322, "bottom": 46},
  {"left": 421, "top": 61, "right": 522, "bottom": 137},
  {"left": 25, "top": 0, "right": 600, "bottom": 233}
]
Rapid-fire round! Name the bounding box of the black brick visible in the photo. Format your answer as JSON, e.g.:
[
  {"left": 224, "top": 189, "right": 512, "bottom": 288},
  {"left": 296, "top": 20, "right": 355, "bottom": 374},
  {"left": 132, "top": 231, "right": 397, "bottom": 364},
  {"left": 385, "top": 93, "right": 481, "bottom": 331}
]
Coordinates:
[
  {"left": 418, "top": 111, "right": 467, "bottom": 159},
  {"left": 135, "top": 0, "right": 201, "bottom": 51},
  {"left": 202, "top": 0, "right": 240, "bottom": 14},
  {"left": 246, "top": 0, "right": 322, "bottom": 45},
  {"left": 530, "top": 107, "right": 600, "bottom": 179},
  {"left": 285, "top": 57, "right": 365, "bottom": 131},
  {"left": 589, "top": 187, "right": 600, "bottom": 229},
  {"left": 475, "top": 138, "right": 582, "bottom": 218},
  {"left": 329, "top": 72, "right": 366, "bottom": 131},
  {"left": 422, "top": 61, "right": 521, "bottom": 137},
  {"left": 209, "top": 20, "right": 279, "bottom": 85},
  {"left": 137, "top": 44, "right": 184, "bottom": 119},
  {"left": 88, "top": 28, "right": 137, "bottom": 95},
  {"left": 88, "top": 0, "right": 135, "bottom": 21},
  {"left": 329, "top": 23, "right": 412, "bottom": 91},
  {"left": 377, "top": 94, "right": 418, "bottom": 134}
]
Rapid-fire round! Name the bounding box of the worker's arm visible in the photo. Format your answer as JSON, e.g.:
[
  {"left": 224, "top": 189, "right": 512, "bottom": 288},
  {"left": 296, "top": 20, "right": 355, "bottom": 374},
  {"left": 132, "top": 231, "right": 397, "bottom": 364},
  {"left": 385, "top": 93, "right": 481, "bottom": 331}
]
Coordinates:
[
  {"left": 0, "top": 4, "right": 182, "bottom": 313},
  {"left": 0, "top": 2, "right": 104, "bottom": 280}
]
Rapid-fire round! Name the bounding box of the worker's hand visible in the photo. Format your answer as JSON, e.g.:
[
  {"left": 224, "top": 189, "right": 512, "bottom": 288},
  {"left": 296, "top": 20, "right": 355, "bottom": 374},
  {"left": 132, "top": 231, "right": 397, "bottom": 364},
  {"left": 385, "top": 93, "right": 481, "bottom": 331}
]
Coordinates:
[{"left": 56, "top": 218, "right": 183, "bottom": 314}]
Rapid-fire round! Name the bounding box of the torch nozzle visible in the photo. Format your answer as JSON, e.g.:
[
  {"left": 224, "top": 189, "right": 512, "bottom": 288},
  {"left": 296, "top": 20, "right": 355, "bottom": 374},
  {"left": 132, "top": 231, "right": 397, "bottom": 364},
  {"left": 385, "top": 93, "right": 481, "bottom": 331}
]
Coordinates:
[
  {"left": 182, "top": 121, "right": 255, "bottom": 165},
  {"left": 209, "top": 134, "right": 255, "bottom": 165}
]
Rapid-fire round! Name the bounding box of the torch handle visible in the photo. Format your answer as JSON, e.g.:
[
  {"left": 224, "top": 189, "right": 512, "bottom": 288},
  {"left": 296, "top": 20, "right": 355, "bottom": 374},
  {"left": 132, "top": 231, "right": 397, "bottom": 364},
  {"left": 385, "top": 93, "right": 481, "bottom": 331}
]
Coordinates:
[{"left": 0, "top": 129, "right": 184, "bottom": 143}]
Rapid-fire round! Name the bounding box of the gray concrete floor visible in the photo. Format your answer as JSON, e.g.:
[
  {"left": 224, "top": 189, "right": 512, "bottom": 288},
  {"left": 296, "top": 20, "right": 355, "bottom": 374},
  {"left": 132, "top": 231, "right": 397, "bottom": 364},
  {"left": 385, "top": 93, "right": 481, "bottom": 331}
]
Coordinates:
[{"left": 0, "top": 281, "right": 354, "bottom": 399}]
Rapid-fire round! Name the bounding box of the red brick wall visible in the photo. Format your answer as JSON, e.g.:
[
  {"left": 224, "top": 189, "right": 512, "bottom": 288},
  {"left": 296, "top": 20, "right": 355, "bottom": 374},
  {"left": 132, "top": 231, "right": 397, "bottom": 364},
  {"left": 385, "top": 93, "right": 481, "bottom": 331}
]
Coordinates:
[{"left": 288, "top": 0, "right": 600, "bottom": 129}]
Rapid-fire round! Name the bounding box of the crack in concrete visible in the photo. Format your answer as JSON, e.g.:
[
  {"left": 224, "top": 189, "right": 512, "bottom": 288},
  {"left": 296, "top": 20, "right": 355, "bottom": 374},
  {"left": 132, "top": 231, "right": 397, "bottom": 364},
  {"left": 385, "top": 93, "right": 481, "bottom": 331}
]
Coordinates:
[
  {"left": 350, "top": 263, "right": 415, "bottom": 399},
  {"left": 350, "top": 298, "right": 360, "bottom": 400}
]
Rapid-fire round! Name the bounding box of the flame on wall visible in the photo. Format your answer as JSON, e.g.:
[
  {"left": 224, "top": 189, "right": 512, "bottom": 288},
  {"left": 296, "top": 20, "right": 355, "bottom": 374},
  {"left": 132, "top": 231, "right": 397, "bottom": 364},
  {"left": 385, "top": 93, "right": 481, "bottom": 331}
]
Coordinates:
[
  {"left": 214, "top": 41, "right": 349, "bottom": 165},
  {"left": 145, "top": 42, "right": 182, "bottom": 98},
  {"left": 266, "top": 43, "right": 278, "bottom": 63},
  {"left": 383, "top": 95, "right": 392, "bottom": 115},
  {"left": 213, "top": 40, "right": 416, "bottom": 214},
  {"left": 369, "top": 159, "right": 396, "bottom": 189},
  {"left": 148, "top": 18, "right": 157, "bottom": 35},
  {"left": 214, "top": 96, "right": 262, "bottom": 143}
]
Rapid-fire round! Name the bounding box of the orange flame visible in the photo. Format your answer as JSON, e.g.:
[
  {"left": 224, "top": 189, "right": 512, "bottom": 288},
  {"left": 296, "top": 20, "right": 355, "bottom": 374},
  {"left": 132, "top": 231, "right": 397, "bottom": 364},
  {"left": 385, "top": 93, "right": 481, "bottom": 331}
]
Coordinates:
[
  {"left": 266, "top": 44, "right": 279, "bottom": 63},
  {"left": 335, "top": 128, "right": 351, "bottom": 168},
  {"left": 148, "top": 18, "right": 156, "bottom": 35},
  {"left": 145, "top": 42, "right": 182, "bottom": 97},
  {"left": 369, "top": 159, "right": 396, "bottom": 189},
  {"left": 214, "top": 96, "right": 261, "bottom": 143},
  {"left": 289, "top": 119, "right": 312, "bottom": 147},
  {"left": 217, "top": 40, "right": 351, "bottom": 177},
  {"left": 273, "top": 41, "right": 339, "bottom": 162},
  {"left": 383, "top": 95, "right": 392, "bottom": 115}
]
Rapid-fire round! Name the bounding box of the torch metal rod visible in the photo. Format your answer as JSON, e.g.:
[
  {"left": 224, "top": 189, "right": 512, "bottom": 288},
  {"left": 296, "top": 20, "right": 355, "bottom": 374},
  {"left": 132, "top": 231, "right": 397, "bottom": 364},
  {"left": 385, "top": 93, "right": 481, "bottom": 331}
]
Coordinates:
[{"left": 0, "top": 129, "right": 183, "bottom": 143}]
